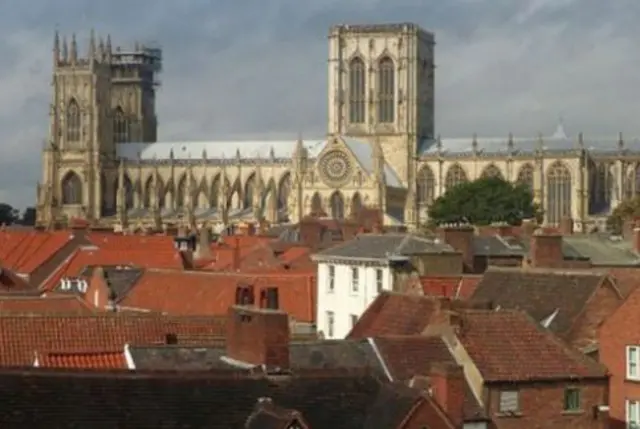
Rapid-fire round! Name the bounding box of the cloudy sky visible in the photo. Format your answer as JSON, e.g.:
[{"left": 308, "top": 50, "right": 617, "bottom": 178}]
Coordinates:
[{"left": 1, "top": 0, "right": 638, "bottom": 209}]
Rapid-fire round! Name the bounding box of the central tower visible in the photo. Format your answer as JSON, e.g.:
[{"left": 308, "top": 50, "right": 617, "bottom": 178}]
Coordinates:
[{"left": 327, "top": 23, "right": 435, "bottom": 185}]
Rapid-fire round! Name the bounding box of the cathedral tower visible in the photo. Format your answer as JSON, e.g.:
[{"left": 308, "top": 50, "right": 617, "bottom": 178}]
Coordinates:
[{"left": 327, "top": 23, "right": 435, "bottom": 185}]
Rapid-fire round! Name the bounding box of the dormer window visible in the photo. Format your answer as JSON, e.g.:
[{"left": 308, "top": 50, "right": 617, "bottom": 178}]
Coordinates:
[{"left": 235, "top": 285, "right": 254, "bottom": 306}]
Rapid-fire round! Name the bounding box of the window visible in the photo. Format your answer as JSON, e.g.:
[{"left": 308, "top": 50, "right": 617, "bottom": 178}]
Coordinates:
[
  {"left": 628, "top": 346, "right": 640, "bottom": 380},
  {"left": 350, "top": 314, "right": 358, "bottom": 328},
  {"left": 627, "top": 400, "right": 640, "bottom": 429},
  {"left": 376, "top": 269, "right": 383, "bottom": 293},
  {"left": 498, "top": 390, "right": 520, "bottom": 413},
  {"left": 563, "top": 387, "right": 581, "bottom": 411},
  {"left": 351, "top": 267, "right": 359, "bottom": 293},
  {"left": 326, "top": 311, "right": 335, "bottom": 338},
  {"left": 327, "top": 265, "right": 335, "bottom": 293}
]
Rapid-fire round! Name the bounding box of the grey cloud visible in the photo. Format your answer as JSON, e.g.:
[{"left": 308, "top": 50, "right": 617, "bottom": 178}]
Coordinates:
[{"left": 0, "top": 0, "right": 638, "bottom": 209}]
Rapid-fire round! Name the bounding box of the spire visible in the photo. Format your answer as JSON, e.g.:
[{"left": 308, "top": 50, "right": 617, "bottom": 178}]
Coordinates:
[
  {"left": 98, "top": 37, "right": 105, "bottom": 60},
  {"left": 62, "top": 36, "right": 68, "bottom": 63},
  {"left": 88, "top": 28, "right": 96, "bottom": 60},
  {"left": 106, "top": 34, "right": 112, "bottom": 61},
  {"left": 53, "top": 30, "right": 60, "bottom": 64},
  {"left": 619, "top": 132, "right": 624, "bottom": 151},
  {"left": 70, "top": 33, "right": 78, "bottom": 63}
]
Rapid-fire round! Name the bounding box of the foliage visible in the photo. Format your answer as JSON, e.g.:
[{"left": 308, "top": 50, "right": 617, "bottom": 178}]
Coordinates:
[
  {"left": 607, "top": 196, "right": 640, "bottom": 234},
  {"left": 0, "top": 203, "right": 20, "bottom": 225},
  {"left": 21, "top": 207, "right": 36, "bottom": 226},
  {"left": 427, "top": 176, "right": 542, "bottom": 226}
]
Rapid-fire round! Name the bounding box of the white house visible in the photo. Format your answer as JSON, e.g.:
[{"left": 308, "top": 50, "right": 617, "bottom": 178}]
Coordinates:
[{"left": 311, "top": 233, "right": 457, "bottom": 339}]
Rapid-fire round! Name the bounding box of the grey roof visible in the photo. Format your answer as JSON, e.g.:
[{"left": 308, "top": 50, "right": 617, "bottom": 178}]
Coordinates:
[
  {"left": 313, "top": 233, "right": 455, "bottom": 261},
  {"left": 129, "top": 339, "right": 386, "bottom": 376},
  {"left": 79, "top": 265, "right": 144, "bottom": 301}
]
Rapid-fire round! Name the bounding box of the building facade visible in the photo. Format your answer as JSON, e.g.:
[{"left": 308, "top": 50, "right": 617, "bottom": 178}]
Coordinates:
[{"left": 37, "top": 24, "right": 640, "bottom": 231}]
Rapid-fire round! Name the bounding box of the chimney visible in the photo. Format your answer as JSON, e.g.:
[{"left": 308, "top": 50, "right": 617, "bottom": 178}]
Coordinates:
[
  {"left": 520, "top": 218, "right": 537, "bottom": 238},
  {"left": 633, "top": 227, "right": 640, "bottom": 255},
  {"left": 225, "top": 305, "right": 290, "bottom": 369},
  {"left": 194, "top": 226, "right": 213, "bottom": 260},
  {"left": 341, "top": 220, "right": 359, "bottom": 241},
  {"left": 529, "top": 228, "right": 563, "bottom": 268},
  {"left": 440, "top": 224, "right": 475, "bottom": 272},
  {"left": 560, "top": 216, "right": 574, "bottom": 235},
  {"left": 428, "top": 362, "right": 465, "bottom": 427},
  {"left": 299, "top": 218, "right": 324, "bottom": 247}
]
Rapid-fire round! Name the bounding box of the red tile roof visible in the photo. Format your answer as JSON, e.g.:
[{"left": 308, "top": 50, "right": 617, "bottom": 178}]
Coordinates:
[
  {"left": 119, "top": 269, "right": 316, "bottom": 322},
  {"left": 86, "top": 233, "right": 177, "bottom": 251},
  {"left": 0, "top": 295, "right": 93, "bottom": 314},
  {"left": 0, "top": 313, "right": 225, "bottom": 366},
  {"left": 420, "top": 275, "right": 482, "bottom": 299},
  {"left": 41, "top": 247, "right": 185, "bottom": 291},
  {"left": 457, "top": 310, "right": 607, "bottom": 382},
  {"left": 35, "top": 350, "right": 126, "bottom": 369},
  {"left": 0, "top": 230, "right": 72, "bottom": 274}
]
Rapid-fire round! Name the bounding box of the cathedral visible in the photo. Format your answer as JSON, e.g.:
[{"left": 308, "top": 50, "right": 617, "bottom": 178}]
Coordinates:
[{"left": 37, "top": 23, "right": 639, "bottom": 233}]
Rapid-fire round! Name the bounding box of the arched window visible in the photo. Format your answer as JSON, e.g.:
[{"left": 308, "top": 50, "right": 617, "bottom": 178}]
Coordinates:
[
  {"left": 311, "top": 192, "right": 323, "bottom": 216},
  {"left": 244, "top": 174, "right": 256, "bottom": 209},
  {"left": 546, "top": 161, "right": 572, "bottom": 226},
  {"left": 480, "top": 164, "right": 504, "bottom": 180},
  {"left": 176, "top": 175, "right": 187, "bottom": 209},
  {"left": 123, "top": 175, "right": 134, "bottom": 209},
  {"left": 445, "top": 164, "right": 468, "bottom": 191},
  {"left": 66, "top": 99, "right": 81, "bottom": 143},
  {"left": 351, "top": 193, "right": 363, "bottom": 218},
  {"left": 113, "top": 107, "right": 129, "bottom": 143},
  {"left": 210, "top": 176, "right": 220, "bottom": 209},
  {"left": 143, "top": 176, "right": 153, "bottom": 208},
  {"left": 417, "top": 166, "right": 435, "bottom": 207},
  {"left": 624, "top": 165, "right": 640, "bottom": 200},
  {"left": 517, "top": 164, "right": 534, "bottom": 192},
  {"left": 278, "top": 173, "right": 291, "bottom": 210},
  {"left": 377, "top": 56, "right": 395, "bottom": 123},
  {"left": 61, "top": 171, "right": 82, "bottom": 205},
  {"left": 349, "top": 57, "right": 366, "bottom": 124},
  {"left": 330, "top": 192, "right": 345, "bottom": 220}
]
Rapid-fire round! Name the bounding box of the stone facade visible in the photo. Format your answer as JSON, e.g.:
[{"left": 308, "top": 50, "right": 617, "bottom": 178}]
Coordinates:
[{"left": 37, "top": 24, "right": 640, "bottom": 232}]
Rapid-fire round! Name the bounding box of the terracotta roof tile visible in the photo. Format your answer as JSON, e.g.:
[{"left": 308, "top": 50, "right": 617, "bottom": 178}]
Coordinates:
[
  {"left": 120, "top": 269, "right": 316, "bottom": 322},
  {"left": 457, "top": 309, "right": 607, "bottom": 382},
  {"left": 0, "top": 295, "right": 93, "bottom": 314},
  {"left": 0, "top": 230, "right": 72, "bottom": 274},
  {"left": 420, "top": 275, "right": 482, "bottom": 299},
  {"left": 0, "top": 313, "right": 225, "bottom": 366},
  {"left": 347, "top": 292, "right": 443, "bottom": 339},
  {"left": 86, "top": 233, "right": 177, "bottom": 251},
  {"left": 36, "top": 350, "right": 126, "bottom": 369},
  {"left": 42, "top": 247, "right": 184, "bottom": 292}
]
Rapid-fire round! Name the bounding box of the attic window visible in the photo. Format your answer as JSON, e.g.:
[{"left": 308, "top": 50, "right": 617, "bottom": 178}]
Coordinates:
[{"left": 59, "top": 277, "right": 89, "bottom": 294}]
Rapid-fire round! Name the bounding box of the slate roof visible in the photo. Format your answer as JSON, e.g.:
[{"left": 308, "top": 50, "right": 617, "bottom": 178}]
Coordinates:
[
  {"left": 457, "top": 310, "right": 608, "bottom": 382},
  {"left": 313, "top": 234, "right": 455, "bottom": 261},
  {"left": 0, "top": 368, "right": 427, "bottom": 429},
  {"left": 469, "top": 267, "right": 612, "bottom": 335}
]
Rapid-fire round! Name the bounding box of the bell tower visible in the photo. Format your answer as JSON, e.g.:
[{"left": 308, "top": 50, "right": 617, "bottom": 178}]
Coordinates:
[{"left": 38, "top": 30, "right": 113, "bottom": 226}]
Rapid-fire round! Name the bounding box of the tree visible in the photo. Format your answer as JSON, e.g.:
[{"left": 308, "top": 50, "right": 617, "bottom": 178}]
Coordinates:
[
  {"left": 0, "top": 203, "right": 19, "bottom": 225},
  {"left": 21, "top": 207, "right": 36, "bottom": 226},
  {"left": 428, "top": 176, "right": 542, "bottom": 226},
  {"left": 607, "top": 196, "right": 640, "bottom": 234}
]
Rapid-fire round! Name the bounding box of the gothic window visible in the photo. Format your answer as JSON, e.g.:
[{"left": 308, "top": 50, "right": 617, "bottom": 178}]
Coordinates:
[
  {"left": 350, "top": 193, "right": 363, "bottom": 218},
  {"left": 480, "top": 164, "right": 504, "bottom": 180},
  {"left": 517, "top": 164, "right": 534, "bottom": 192},
  {"left": 445, "top": 164, "right": 468, "bottom": 191},
  {"left": 143, "top": 176, "right": 153, "bottom": 208},
  {"left": 348, "top": 57, "right": 366, "bottom": 124},
  {"left": 330, "top": 191, "right": 345, "bottom": 220},
  {"left": 66, "top": 98, "right": 81, "bottom": 143},
  {"left": 377, "top": 56, "right": 395, "bottom": 123},
  {"left": 244, "top": 174, "right": 256, "bottom": 209},
  {"left": 546, "top": 161, "right": 572, "bottom": 226},
  {"left": 123, "top": 175, "right": 134, "bottom": 209},
  {"left": 210, "top": 176, "right": 220, "bottom": 209},
  {"left": 624, "top": 165, "right": 640, "bottom": 200},
  {"left": 311, "top": 192, "right": 323, "bottom": 216},
  {"left": 417, "top": 166, "right": 435, "bottom": 208},
  {"left": 278, "top": 173, "right": 291, "bottom": 210},
  {"left": 61, "top": 171, "right": 82, "bottom": 205},
  {"left": 113, "top": 106, "right": 129, "bottom": 143},
  {"left": 176, "top": 175, "right": 187, "bottom": 209}
]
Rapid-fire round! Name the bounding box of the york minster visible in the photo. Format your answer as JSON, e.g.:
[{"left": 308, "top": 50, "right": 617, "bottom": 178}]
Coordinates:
[{"left": 37, "top": 23, "right": 640, "bottom": 232}]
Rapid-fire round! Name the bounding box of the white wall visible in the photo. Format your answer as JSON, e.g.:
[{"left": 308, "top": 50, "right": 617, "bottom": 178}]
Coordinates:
[{"left": 316, "top": 260, "right": 393, "bottom": 339}]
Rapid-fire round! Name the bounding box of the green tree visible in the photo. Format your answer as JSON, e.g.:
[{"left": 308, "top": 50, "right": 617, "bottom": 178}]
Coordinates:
[
  {"left": 428, "top": 176, "right": 542, "bottom": 226},
  {"left": 607, "top": 196, "right": 640, "bottom": 234},
  {"left": 21, "top": 207, "right": 36, "bottom": 226},
  {"left": 0, "top": 203, "right": 19, "bottom": 225}
]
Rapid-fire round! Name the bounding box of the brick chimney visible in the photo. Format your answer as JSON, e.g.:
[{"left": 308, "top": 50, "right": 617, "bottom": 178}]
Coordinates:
[
  {"left": 440, "top": 224, "right": 475, "bottom": 272},
  {"left": 225, "top": 305, "right": 290, "bottom": 369},
  {"left": 560, "top": 216, "right": 574, "bottom": 235},
  {"left": 194, "top": 225, "right": 212, "bottom": 260},
  {"left": 529, "top": 228, "right": 563, "bottom": 268},
  {"left": 428, "top": 362, "right": 465, "bottom": 427}
]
